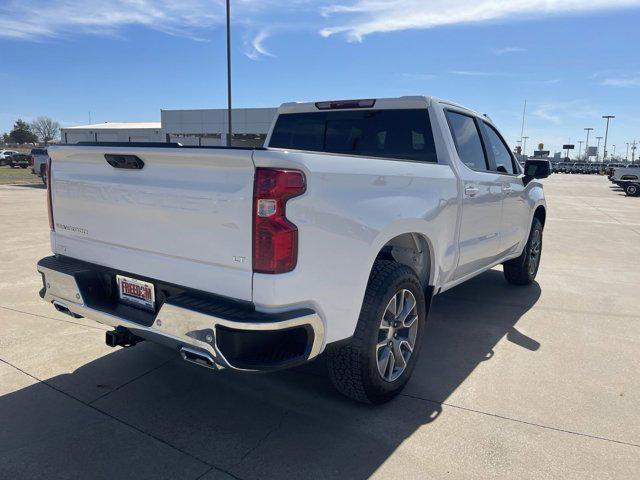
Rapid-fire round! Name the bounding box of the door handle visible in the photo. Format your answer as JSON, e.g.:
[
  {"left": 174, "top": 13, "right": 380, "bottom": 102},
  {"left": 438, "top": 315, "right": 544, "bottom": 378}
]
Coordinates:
[
  {"left": 105, "top": 154, "right": 144, "bottom": 170},
  {"left": 502, "top": 185, "right": 513, "bottom": 194},
  {"left": 464, "top": 185, "right": 479, "bottom": 197}
]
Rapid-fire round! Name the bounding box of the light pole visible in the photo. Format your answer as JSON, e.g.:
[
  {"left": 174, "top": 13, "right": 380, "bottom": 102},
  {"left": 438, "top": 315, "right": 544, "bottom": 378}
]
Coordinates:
[
  {"left": 584, "top": 128, "right": 594, "bottom": 161},
  {"left": 226, "top": 0, "right": 233, "bottom": 147},
  {"left": 626, "top": 143, "right": 630, "bottom": 162},
  {"left": 519, "top": 100, "right": 527, "bottom": 148},
  {"left": 602, "top": 115, "right": 615, "bottom": 160},
  {"left": 632, "top": 141, "right": 637, "bottom": 164},
  {"left": 578, "top": 140, "right": 584, "bottom": 160},
  {"left": 522, "top": 136, "right": 529, "bottom": 159},
  {"left": 595, "top": 136, "right": 603, "bottom": 162},
  {"left": 612, "top": 145, "right": 616, "bottom": 158}
]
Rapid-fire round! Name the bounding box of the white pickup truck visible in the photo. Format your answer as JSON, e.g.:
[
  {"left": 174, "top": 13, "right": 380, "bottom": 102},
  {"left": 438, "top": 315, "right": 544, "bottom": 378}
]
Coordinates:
[
  {"left": 38, "top": 97, "right": 549, "bottom": 403},
  {"left": 610, "top": 165, "right": 640, "bottom": 196}
]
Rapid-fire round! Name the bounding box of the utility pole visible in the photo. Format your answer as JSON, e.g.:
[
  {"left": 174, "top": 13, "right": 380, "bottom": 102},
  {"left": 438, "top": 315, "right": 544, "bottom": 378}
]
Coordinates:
[
  {"left": 595, "top": 136, "right": 603, "bottom": 162},
  {"left": 226, "top": 0, "right": 233, "bottom": 147},
  {"left": 632, "top": 140, "right": 637, "bottom": 164},
  {"left": 626, "top": 142, "right": 630, "bottom": 162},
  {"left": 584, "top": 128, "right": 594, "bottom": 162},
  {"left": 602, "top": 115, "right": 615, "bottom": 161},
  {"left": 612, "top": 145, "right": 616, "bottom": 158},
  {"left": 578, "top": 140, "right": 584, "bottom": 160},
  {"left": 522, "top": 136, "right": 529, "bottom": 159}
]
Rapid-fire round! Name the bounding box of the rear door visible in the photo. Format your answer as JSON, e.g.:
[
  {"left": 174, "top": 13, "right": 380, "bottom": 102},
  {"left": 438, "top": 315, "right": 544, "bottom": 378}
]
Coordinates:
[
  {"left": 49, "top": 146, "right": 256, "bottom": 301},
  {"left": 445, "top": 110, "right": 503, "bottom": 279}
]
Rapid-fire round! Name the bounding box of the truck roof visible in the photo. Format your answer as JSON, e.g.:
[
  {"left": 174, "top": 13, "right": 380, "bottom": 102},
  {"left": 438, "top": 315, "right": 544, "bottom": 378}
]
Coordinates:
[{"left": 277, "top": 96, "right": 487, "bottom": 122}]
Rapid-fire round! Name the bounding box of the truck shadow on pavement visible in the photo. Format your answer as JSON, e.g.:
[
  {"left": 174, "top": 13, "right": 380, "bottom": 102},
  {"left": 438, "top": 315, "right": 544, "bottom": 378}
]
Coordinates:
[{"left": 0, "top": 269, "right": 541, "bottom": 479}]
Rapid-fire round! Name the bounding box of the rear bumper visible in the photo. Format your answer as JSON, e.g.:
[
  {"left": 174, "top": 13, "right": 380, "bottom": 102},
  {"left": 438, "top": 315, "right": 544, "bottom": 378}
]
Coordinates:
[{"left": 37, "top": 255, "right": 324, "bottom": 372}]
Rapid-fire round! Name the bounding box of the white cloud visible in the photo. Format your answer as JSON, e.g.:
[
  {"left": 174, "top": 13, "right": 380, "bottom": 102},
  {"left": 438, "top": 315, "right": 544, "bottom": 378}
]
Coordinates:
[
  {"left": 2, "top": 0, "right": 639, "bottom": 63},
  {"left": 522, "top": 79, "right": 561, "bottom": 85},
  {"left": 244, "top": 30, "right": 275, "bottom": 60},
  {"left": 450, "top": 70, "right": 508, "bottom": 77},
  {"left": 0, "top": 0, "right": 226, "bottom": 41},
  {"left": 601, "top": 75, "right": 640, "bottom": 87},
  {"left": 320, "top": 0, "right": 640, "bottom": 41},
  {"left": 531, "top": 100, "right": 598, "bottom": 126},
  {"left": 492, "top": 46, "right": 527, "bottom": 55}
]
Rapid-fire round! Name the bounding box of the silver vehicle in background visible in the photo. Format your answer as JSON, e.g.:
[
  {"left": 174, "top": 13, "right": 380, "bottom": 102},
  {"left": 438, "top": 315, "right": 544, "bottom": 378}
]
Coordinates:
[
  {"left": 0, "top": 149, "right": 19, "bottom": 166},
  {"left": 30, "top": 148, "right": 49, "bottom": 184}
]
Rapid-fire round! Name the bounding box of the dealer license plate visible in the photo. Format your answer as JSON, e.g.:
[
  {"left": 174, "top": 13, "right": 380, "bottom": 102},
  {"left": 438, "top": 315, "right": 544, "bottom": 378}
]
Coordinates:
[{"left": 116, "top": 275, "right": 155, "bottom": 311}]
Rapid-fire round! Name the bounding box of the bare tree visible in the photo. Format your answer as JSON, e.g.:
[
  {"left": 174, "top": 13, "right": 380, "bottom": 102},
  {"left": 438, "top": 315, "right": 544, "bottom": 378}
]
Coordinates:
[{"left": 30, "top": 117, "right": 60, "bottom": 146}]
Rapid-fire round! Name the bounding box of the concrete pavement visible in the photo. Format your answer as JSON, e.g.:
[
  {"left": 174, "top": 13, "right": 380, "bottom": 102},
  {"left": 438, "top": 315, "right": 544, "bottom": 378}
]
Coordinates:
[{"left": 0, "top": 176, "right": 638, "bottom": 479}]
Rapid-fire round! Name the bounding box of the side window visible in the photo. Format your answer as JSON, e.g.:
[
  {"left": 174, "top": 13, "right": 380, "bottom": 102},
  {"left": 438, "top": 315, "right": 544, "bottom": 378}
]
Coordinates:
[
  {"left": 445, "top": 111, "right": 488, "bottom": 171},
  {"left": 483, "top": 123, "right": 516, "bottom": 175}
]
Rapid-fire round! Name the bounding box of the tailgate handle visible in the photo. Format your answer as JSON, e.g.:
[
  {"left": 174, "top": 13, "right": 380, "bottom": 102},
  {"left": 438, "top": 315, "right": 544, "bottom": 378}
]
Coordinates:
[{"left": 105, "top": 154, "right": 144, "bottom": 170}]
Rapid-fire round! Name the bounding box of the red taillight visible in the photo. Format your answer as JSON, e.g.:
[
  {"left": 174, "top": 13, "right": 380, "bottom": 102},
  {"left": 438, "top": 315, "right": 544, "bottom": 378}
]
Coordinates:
[
  {"left": 46, "top": 159, "right": 54, "bottom": 231},
  {"left": 253, "top": 168, "right": 306, "bottom": 274}
]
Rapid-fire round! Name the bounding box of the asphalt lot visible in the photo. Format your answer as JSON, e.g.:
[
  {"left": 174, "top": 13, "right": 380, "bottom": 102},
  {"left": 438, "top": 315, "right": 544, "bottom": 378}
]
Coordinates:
[{"left": 0, "top": 175, "right": 639, "bottom": 479}]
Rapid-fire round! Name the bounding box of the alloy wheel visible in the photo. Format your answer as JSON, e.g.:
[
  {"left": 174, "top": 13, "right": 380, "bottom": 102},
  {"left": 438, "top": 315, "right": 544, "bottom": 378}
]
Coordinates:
[{"left": 376, "top": 289, "right": 419, "bottom": 382}]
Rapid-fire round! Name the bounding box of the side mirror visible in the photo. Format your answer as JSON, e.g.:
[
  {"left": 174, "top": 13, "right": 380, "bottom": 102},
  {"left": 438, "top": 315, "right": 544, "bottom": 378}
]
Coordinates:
[{"left": 524, "top": 159, "right": 550, "bottom": 184}]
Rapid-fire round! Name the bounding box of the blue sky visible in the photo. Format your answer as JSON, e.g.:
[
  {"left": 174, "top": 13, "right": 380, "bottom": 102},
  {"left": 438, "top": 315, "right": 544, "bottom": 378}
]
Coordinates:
[{"left": 1, "top": 0, "right": 639, "bottom": 156}]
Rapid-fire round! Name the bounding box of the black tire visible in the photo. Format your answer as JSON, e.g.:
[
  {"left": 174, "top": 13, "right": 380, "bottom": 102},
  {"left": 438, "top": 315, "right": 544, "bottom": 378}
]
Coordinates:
[
  {"left": 503, "top": 218, "right": 543, "bottom": 286},
  {"left": 20, "top": 165, "right": 27, "bottom": 169},
  {"left": 326, "top": 260, "right": 426, "bottom": 404},
  {"left": 625, "top": 183, "right": 639, "bottom": 197}
]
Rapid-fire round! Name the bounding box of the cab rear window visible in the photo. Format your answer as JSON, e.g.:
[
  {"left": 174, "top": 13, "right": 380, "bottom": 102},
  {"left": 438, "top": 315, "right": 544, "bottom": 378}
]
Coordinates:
[{"left": 269, "top": 109, "right": 438, "bottom": 163}]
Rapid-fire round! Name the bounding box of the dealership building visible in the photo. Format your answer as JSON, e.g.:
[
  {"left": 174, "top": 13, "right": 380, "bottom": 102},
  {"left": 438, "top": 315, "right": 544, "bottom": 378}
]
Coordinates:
[{"left": 60, "top": 107, "right": 278, "bottom": 147}]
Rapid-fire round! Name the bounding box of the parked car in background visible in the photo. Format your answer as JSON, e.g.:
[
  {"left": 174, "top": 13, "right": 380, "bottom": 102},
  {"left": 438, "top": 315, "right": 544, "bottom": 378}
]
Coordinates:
[
  {"left": 38, "top": 96, "right": 550, "bottom": 404},
  {"left": 606, "top": 163, "right": 625, "bottom": 178},
  {"left": 30, "top": 148, "right": 49, "bottom": 184},
  {"left": 610, "top": 165, "right": 640, "bottom": 186},
  {"left": 0, "top": 150, "right": 19, "bottom": 166},
  {"left": 7, "top": 153, "right": 32, "bottom": 168}
]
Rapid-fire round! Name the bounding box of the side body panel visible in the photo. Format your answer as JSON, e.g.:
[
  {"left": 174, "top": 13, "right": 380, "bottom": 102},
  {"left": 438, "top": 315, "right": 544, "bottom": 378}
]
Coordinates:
[{"left": 252, "top": 147, "right": 459, "bottom": 344}]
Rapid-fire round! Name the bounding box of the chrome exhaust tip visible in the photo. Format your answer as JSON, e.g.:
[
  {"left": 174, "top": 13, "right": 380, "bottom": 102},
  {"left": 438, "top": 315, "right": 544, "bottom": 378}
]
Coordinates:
[
  {"left": 180, "top": 347, "right": 218, "bottom": 370},
  {"left": 52, "top": 300, "right": 83, "bottom": 319}
]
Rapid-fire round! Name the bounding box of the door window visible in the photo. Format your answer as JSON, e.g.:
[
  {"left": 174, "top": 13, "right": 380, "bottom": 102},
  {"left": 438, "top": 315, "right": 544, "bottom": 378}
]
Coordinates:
[
  {"left": 483, "top": 123, "right": 516, "bottom": 175},
  {"left": 445, "top": 111, "right": 488, "bottom": 172}
]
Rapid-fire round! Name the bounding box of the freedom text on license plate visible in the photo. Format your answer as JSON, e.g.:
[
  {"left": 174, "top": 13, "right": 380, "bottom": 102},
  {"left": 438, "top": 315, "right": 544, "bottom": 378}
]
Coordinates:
[{"left": 116, "top": 275, "right": 155, "bottom": 311}]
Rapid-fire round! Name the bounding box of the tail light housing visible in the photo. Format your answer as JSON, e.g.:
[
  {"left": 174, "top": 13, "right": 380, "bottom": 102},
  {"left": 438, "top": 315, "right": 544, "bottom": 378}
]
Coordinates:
[
  {"left": 253, "top": 168, "right": 306, "bottom": 274},
  {"left": 46, "top": 158, "right": 54, "bottom": 231}
]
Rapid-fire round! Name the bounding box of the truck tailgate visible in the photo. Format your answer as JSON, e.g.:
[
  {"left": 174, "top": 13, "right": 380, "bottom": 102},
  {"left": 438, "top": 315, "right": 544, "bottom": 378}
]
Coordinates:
[{"left": 48, "top": 146, "right": 255, "bottom": 301}]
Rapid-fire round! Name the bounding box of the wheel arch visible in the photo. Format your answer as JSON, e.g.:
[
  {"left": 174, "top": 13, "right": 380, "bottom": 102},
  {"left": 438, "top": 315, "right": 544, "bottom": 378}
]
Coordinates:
[
  {"left": 373, "top": 232, "right": 435, "bottom": 292},
  {"left": 533, "top": 205, "right": 546, "bottom": 228}
]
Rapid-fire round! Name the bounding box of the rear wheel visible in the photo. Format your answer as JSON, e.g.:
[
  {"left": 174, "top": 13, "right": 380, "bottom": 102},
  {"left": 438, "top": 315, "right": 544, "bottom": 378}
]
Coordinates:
[
  {"left": 503, "top": 218, "right": 543, "bottom": 286},
  {"left": 326, "top": 260, "right": 426, "bottom": 404},
  {"left": 625, "top": 183, "right": 639, "bottom": 197}
]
